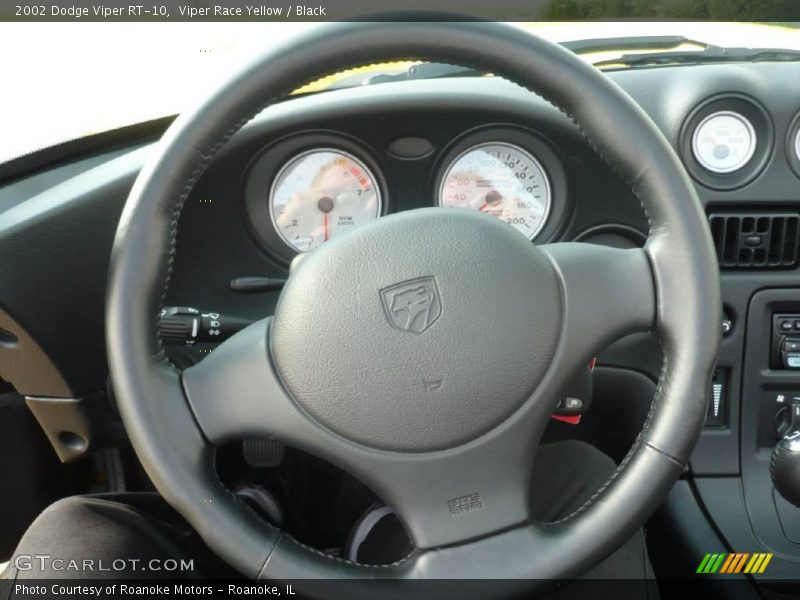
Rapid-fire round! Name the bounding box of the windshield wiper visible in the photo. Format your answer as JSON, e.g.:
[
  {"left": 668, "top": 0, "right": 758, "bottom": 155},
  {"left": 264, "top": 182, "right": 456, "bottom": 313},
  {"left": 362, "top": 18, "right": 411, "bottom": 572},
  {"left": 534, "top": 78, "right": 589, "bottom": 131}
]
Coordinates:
[{"left": 593, "top": 47, "right": 800, "bottom": 69}]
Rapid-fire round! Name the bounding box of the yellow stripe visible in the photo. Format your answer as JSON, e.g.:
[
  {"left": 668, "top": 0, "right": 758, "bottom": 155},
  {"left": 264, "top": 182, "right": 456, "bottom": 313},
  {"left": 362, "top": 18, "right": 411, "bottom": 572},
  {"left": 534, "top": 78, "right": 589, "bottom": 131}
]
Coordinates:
[
  {"left": 733, "top": 553, "right": 749, "bottom": 573},
  {"left": 758, "top": 554, "right": 773, "bottom": 574},
  {"left": 720, "top": 554, "right": 736, "bottom": 574},
  {"left": 744, "top": 554, "right": 763, "bottom": 574}
]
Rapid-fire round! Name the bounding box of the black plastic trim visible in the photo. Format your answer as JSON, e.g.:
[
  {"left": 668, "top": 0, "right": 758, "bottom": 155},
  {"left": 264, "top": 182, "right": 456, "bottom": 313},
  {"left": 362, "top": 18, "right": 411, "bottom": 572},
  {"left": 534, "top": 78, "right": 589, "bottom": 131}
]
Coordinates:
[{"left": 0, "top": 116, "right": 173, "bottom": 186}]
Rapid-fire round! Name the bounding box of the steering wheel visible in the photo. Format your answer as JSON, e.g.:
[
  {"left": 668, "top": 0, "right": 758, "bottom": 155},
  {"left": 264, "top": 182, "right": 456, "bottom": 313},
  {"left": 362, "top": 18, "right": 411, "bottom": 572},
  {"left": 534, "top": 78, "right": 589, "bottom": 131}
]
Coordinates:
[{"left": 106, "top": 21, "right": 720, "bottom": 591}]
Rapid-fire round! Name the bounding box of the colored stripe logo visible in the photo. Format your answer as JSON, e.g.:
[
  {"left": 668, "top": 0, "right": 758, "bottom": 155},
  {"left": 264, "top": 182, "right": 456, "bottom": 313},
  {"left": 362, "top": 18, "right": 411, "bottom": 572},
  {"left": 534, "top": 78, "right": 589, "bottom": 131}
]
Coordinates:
[{"left": 697, "top": 553, "right": 773, "bottom": 574}]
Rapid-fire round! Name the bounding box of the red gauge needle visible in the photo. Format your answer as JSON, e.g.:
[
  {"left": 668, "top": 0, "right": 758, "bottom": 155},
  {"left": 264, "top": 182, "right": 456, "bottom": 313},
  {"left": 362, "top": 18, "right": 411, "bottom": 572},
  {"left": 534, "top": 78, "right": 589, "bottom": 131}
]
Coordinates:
[
  {"left": 317, "top": 196, "right": 334, "bottom": 243},
  {"left": 480, "top": 190, "right": 502, "bottom": 212}
]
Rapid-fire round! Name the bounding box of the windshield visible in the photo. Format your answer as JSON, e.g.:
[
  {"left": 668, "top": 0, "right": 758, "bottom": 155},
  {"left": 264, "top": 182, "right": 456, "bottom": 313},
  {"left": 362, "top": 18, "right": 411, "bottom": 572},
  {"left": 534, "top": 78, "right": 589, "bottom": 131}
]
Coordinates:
[{"left": 2, "top": 21, "right": 800, "bottom": 163}]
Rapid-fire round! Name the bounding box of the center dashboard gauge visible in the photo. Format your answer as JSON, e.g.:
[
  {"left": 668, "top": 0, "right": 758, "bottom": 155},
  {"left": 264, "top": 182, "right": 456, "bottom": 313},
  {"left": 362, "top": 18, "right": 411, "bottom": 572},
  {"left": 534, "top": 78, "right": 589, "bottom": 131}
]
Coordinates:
[
  {"left": 691, "top": 111, "right": 757, "bottom": 174},
  {"left": 269, "top": 148, "right": 382, "bottom": 252},
  {"left": 680, "top": 96, "right": 771, "bottom": 191},
  {"left": 437, "top": 141, "right": 551, "bottom": 240}
]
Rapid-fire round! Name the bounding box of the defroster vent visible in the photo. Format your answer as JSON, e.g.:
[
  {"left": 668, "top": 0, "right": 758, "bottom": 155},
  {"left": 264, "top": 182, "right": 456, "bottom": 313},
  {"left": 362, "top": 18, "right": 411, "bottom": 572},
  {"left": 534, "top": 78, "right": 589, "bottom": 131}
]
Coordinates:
[{"left": 709, "top": 212, "right": 800, "bottom": 269}]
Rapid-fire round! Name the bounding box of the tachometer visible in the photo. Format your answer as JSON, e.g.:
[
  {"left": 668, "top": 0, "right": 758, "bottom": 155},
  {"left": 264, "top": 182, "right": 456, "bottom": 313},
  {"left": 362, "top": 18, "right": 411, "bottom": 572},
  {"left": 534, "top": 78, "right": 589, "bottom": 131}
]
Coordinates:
[
  {"left": 270, "top": 149, "right": 381, "bottom": 252},
  {"left": 438, "top": 142, "right": 551, "bottom": 240},
  {"left": 692, "top": 111, "right": 757, "bottom": 174}
]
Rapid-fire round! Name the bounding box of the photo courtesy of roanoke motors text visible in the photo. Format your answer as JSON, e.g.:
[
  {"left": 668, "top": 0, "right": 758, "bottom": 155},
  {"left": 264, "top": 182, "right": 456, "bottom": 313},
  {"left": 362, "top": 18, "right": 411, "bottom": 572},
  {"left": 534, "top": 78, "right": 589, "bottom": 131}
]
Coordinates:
[{"left": 1, "top": 0, "right": 800, "bottom": 598}]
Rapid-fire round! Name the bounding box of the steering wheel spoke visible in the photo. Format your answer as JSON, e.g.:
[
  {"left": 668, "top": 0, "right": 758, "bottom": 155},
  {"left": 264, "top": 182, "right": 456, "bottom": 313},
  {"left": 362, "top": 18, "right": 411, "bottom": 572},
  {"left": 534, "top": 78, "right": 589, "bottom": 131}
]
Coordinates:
[
  {"left": 541, "top": 243, "right": 656, "bottom": 368},
  {"left": 182, "top": 319, "right": 306, "bottom": 444},
  {"left": 183, "top": 319, "right": 535, "bottom": 550},
  {"left": 353, "top": 432, "right": 536, "bottom": 550}
]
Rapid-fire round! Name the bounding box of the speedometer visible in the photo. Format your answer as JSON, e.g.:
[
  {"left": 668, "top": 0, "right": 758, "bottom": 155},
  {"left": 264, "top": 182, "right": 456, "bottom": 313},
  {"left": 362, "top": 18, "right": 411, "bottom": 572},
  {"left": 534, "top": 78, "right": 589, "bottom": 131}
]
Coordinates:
[
  {"left": 270, "top": 149, "right": 381, "bottom": 252},
  {"left": 438, "top": 142, "right": 551, "bottom": 240}
]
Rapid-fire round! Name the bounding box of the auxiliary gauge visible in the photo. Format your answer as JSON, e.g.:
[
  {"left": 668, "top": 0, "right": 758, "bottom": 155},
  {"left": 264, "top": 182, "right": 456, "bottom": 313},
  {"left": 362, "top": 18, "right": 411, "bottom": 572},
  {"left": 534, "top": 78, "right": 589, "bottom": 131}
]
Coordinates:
[{"left": 691, "top": 111, "right": 757, "bottom": 174}]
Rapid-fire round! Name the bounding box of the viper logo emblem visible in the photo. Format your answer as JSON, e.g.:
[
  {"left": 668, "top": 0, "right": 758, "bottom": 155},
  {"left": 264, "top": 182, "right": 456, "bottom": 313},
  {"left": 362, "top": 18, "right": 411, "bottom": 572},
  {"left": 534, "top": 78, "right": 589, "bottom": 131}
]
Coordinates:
[{"left": 380, "top": 277, "right": 442, "bottom": 334}]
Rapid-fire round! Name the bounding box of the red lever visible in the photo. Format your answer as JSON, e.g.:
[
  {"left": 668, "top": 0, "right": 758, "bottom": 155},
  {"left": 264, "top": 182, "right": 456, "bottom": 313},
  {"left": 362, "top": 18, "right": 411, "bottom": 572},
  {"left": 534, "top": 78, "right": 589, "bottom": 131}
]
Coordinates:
[{"left": 551, "top": 414, "right": 581, "bottom": 425}]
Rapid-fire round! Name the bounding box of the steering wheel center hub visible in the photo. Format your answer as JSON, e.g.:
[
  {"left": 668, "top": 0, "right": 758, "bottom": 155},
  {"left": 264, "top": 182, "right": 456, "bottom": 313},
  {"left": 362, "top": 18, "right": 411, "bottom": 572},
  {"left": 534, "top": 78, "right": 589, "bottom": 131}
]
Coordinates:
[{"left": 271, "top": 208, "right": 562, "bottom": 452}]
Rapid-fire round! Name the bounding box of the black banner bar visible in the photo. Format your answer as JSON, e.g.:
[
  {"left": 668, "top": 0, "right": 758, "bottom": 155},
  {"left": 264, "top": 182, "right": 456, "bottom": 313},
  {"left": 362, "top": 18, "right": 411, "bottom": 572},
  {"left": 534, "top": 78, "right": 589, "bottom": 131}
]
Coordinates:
[
  {"left": 1, "top": 578, "right": 787, "bottom": 600},
  {"left": 2, "top": 0, "right": 800, "bottom": 22}
]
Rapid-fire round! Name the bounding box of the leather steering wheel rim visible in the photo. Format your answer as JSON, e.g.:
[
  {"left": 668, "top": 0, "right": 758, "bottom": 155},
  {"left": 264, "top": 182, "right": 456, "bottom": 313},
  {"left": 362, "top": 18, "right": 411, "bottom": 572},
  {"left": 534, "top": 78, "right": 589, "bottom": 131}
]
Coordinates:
[{"left": 106, "top": 21, "right": 721, "bottom": 592}]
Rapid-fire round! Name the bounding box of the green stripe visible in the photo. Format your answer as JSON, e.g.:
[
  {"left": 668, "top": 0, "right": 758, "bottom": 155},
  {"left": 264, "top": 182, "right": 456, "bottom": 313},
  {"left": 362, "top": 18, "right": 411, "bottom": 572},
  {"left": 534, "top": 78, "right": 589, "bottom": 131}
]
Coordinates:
[
  {"left": 696, "top": 554, "right": 713, "bottom": 573},
  {"left": 710, "top": 553, "right": 726, "bottom": 573},
  {"left": 698, "top": 553, "right": 731, "bottom": 574}
]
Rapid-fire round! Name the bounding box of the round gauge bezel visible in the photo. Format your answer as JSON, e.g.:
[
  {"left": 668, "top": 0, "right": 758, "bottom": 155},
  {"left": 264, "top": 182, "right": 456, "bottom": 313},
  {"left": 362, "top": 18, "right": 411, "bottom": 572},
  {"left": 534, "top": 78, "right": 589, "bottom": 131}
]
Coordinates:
[
  {"left": 437, "top": 141, "right": 552, "bottom": 241},
  {"left": 785, "top": 111, "right": 800, "bottom": 180},
  {"left": 573, "top": 224, "right": 647, "bottom": 249},
  {"left": 680, "top": 94, "right": 773, "bottom": 191},
  {"left": 796, "top": 128, "right": 800, "bottom": 163},
  {"left": 691, "top": 110, "right": 757, "bottom": 175},
  {"left": 244, "top": 131, "right": 388, "bottom": 265},
  {"left": 432, "top": 126, "right": 568, "bottom": 243},
  {"left": 268, "top": 147, "right": 383, "bottom": 253}
]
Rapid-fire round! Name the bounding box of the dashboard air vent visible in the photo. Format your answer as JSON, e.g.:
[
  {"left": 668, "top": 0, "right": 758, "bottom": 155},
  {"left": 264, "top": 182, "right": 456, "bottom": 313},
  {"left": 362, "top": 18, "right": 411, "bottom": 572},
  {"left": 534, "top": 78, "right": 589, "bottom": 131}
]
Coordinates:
[{"left": 708, "top": 212, "right": 800, "bottom": 269}]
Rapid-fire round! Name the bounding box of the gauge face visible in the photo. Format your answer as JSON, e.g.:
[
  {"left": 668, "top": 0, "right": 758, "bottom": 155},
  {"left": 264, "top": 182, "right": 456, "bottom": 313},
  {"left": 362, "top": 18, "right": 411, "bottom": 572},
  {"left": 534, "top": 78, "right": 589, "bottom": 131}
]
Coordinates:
[
  {"left": 269, "top": 149, "right": 381, "bottom": 252},
  {"left": 438, "top": 142, "right": 551, "bottom": 240},
  {"left": 692, "top": 111, "right": 757, "bottom": 174}
]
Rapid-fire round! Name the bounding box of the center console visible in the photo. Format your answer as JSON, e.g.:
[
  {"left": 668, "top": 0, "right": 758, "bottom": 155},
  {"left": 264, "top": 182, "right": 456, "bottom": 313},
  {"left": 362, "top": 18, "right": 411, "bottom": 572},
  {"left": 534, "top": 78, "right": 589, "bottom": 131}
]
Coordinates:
[{"left": 693, "top": 288, "right": 800, "bottom": 583}]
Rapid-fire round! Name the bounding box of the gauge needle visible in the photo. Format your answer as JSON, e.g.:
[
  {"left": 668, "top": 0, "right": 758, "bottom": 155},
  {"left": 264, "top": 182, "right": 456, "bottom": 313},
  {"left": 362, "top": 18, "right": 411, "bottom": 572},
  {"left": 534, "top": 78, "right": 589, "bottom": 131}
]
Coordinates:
[
  {"left": 317, "top": 196, "right": 334, "bottom": 243},
  {"left": 480, "top": 190, "right": 503, "bottom": 211}
]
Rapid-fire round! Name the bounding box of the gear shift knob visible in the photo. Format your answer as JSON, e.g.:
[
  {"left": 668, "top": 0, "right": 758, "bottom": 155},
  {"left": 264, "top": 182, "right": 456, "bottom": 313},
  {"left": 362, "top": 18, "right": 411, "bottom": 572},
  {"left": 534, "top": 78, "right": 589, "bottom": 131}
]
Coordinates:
[{"left": 771, "top": 402, "right": 800, "bottom": 507}]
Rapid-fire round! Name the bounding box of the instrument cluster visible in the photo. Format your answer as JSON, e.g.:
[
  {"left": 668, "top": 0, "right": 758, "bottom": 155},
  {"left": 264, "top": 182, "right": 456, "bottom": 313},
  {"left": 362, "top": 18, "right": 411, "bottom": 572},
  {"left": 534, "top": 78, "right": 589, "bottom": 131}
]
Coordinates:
[{"left": 245, "top": 126, "right": 568, "bottom": 261}]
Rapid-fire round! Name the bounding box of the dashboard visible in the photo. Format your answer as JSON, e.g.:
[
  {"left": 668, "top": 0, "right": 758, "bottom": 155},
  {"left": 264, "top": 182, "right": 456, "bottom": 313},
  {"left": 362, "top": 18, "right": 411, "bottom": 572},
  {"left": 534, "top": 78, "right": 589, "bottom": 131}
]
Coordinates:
[
  {"left": 240, "top": 87, "right": 800, "bottom": 262},
  {"left": 4, "top": 58, "right": 800, "bottom": 581},
  {"left": 6, "top": 62, "right": 800, "bottom": 401}
]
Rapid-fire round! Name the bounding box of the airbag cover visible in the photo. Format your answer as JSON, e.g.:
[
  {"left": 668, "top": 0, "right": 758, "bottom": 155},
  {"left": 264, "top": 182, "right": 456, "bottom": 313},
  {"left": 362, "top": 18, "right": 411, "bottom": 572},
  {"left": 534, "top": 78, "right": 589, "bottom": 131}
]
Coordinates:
[{"left": 271, "top": 208, "right": 561, "bottom": 452}]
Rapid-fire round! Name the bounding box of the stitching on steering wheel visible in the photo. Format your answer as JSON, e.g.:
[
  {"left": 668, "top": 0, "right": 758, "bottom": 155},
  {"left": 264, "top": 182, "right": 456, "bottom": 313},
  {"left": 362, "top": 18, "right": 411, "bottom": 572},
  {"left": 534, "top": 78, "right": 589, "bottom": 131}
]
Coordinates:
[
  {"left": 547, "top": 337, "right": 666, "bottom": 525},
  {"left": 152, "top": 53, "right": 675, "bottom": 569}
]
